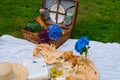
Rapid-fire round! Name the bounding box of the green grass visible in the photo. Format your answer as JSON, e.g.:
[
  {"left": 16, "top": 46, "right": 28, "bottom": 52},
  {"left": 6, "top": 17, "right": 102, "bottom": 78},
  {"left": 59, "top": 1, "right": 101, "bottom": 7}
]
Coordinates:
[
  {"left": 0, "top": 0, "right": 120, "bottom": 43},
  {"left": 0, "top": 0, "right": 40, "bottom": 37},
  {"left": 72, "top": 0, "right": 120, "bottom": 43}
]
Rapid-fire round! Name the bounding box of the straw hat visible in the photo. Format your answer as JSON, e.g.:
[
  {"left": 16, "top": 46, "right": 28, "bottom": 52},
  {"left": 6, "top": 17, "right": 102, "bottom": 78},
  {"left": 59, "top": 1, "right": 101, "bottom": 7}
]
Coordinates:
[{"left": 0, "top": 62, "right": 28, "bottom": 80}]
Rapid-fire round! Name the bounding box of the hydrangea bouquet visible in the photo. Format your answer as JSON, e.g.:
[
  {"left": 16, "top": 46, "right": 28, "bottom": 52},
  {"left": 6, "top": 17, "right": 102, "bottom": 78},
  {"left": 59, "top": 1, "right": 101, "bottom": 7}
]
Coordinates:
[
  {"left": 38, "top": 24, "right": 62, "bottom": 43},
  {"left": 48, "top": 24, "right": 62, "bottom": 41},
  {"left": 75, "top": 36, "right": 90, "bottom": 59}
]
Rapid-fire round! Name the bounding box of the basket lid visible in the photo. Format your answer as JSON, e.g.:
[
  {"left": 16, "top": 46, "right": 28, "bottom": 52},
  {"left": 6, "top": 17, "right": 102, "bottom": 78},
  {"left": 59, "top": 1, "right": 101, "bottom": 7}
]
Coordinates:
[{"left": 41, "top": 0, "right": 79, "bottom": 30}]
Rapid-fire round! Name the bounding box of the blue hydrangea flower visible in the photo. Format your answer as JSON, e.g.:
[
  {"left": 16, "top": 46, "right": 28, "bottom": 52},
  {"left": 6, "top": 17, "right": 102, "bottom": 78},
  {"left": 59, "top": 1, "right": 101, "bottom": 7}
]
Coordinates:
[
  {"left": 48, "top": 24, "right": 62, "bottom": 41},
  {"left": 75, "top": 36, "right": 89, "bottom": 53}
]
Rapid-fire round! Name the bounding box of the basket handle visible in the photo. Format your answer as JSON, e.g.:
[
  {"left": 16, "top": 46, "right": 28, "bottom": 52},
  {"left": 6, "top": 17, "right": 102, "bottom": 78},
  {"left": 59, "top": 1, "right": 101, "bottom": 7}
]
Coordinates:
[{"left": 35, "top": 16, "right": 48, "bottom": 29}]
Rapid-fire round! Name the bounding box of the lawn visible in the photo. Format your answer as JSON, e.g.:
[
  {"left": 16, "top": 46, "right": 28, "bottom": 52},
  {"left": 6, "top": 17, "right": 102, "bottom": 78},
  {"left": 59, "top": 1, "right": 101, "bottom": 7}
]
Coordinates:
[{"left": 0, "top": 0, "right": 120, "bottom": 43}]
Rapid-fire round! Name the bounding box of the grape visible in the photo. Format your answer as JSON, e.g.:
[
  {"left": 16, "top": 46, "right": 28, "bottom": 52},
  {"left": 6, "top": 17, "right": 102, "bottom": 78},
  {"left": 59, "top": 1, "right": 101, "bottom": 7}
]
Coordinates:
[{"left": 50, "top": 66, "right": 63, "bottom": 78}]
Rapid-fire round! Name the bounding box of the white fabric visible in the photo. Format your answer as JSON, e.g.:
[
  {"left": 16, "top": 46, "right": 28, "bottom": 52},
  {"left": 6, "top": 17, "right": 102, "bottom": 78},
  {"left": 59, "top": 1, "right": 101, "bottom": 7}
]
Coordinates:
[{"left": 0, "top": 35, "right": 120, "bottom": 80}]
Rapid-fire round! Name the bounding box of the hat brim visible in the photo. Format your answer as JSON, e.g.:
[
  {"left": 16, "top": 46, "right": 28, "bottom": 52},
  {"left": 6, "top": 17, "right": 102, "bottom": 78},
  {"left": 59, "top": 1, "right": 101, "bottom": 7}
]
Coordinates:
[
  {"left": 10, "top": 62, "right": 28, "bottom": 80},
  {"left": 0, "top": 62, "right": 28, "bottom": 80}
]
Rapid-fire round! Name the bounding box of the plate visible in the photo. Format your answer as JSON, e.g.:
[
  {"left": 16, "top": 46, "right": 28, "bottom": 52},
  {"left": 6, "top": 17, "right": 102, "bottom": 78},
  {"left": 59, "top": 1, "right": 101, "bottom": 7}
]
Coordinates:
[
  {"left": 67, "top": 8, "right": 74, "bottom": 16},
  {"left": 62, "top": 61, "right": 72, "bottom": 69},
  {"left": 63, "top": 16, "right": 72, "bottom": 26},
  {"left": 50, "top": 4, "right": 65, "bottom": 23}
]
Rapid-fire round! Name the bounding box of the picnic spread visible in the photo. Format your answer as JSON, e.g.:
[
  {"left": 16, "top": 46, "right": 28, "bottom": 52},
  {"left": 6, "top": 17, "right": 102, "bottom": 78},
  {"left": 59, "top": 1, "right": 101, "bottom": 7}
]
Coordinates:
[
  {"left": 32, "top": 44, "right": 98, "bottom": 80},
  {"left": 0, "top": 35, "right": 120, "bottom": 80},
  {"left": 0, "top": 35, "right": 99, "bottom": 80},
  {"left": 0, "top": 0, "right": 120, "bottom": 80}
]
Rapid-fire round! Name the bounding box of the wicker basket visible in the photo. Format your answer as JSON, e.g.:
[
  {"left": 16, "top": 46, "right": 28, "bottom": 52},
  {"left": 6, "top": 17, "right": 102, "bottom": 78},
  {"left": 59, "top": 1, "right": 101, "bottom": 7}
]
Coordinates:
[
  {"left": 22, "top": 0, "right": 78, "bottom": 48},
  {"left": 21, "top": 25, "right": 71, "bottom": 48},
  {"left": 21, "top": 29, "right": 40, "bottom": 44}
]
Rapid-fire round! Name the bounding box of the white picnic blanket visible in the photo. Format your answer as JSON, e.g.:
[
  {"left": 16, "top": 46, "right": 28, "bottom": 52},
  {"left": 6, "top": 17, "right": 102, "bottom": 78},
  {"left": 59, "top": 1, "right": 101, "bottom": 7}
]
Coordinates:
[{"left": 0, "top": 35, "right": 120, "bottom": 80}]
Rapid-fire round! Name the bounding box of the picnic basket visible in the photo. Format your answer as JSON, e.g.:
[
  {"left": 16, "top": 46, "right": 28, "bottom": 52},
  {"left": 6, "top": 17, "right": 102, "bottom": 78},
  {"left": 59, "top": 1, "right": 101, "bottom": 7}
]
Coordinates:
[{"left": 22, "top": 0, "right": 79, "bottom": 48}]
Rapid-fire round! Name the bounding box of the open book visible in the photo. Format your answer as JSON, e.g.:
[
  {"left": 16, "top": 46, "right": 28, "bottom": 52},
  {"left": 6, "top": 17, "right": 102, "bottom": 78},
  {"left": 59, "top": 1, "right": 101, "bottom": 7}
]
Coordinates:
[{"left": 23, "top": 59, "right": 49, "bottom": 79}]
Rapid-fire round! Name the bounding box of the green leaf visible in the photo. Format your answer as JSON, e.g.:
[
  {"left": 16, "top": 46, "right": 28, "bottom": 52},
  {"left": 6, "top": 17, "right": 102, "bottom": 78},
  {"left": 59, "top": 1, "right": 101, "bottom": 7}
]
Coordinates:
[{"left": 80, "top": 50, "right": 84, "bottom": 55}]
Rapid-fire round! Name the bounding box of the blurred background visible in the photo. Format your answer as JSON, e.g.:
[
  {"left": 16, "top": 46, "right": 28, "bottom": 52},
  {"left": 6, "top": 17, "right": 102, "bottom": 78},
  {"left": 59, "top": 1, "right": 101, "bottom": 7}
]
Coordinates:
[{"left": 0, "top": 0, "right": 120, "bottom": 43}]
